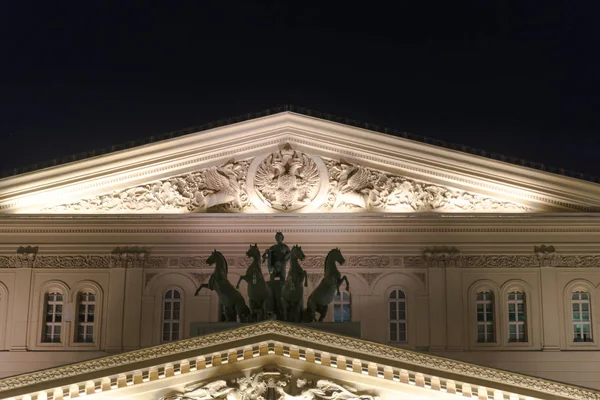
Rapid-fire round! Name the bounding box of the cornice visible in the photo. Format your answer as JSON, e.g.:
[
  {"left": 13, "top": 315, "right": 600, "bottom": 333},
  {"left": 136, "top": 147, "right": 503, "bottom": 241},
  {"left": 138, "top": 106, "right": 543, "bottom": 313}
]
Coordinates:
[
  {"left": 0, "top": 321, "right": 596, "bottom": 400},
  {"left": 1, "top": 113, "right": 600, "bottom": 213}
]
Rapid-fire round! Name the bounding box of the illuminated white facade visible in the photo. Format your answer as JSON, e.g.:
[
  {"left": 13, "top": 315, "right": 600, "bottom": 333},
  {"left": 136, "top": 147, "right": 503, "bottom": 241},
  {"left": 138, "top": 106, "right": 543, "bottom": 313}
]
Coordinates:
[{"left": 1, "top": 110, "right": 600, "bottom": 396}]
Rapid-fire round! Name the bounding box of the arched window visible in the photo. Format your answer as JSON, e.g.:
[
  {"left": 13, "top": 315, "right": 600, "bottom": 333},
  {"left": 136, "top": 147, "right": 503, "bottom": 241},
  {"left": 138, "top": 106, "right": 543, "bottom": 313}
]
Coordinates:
[
  {"left": 332, "top": 290, "right": 351, "bottom": 322},
  {"left": 43, "top": 292, "right": 63, "bottom": 343},
  {"left": 507, "top": 291, "right": 527, "bottom": 342},
  {"left": 572, "top": 291, "right": 592, "bottom": 342},
  {"left": 389, "top": 290, "right": 407, "bottom": 342},
  {"left": 76, "top": 292, "right": 96, "bottom": 343},
  {"left": 476, "top": 291, "right": 495, "bottom": 343},
  {"left": 162, "top": 289, "right": 182, "bottom": 342}
]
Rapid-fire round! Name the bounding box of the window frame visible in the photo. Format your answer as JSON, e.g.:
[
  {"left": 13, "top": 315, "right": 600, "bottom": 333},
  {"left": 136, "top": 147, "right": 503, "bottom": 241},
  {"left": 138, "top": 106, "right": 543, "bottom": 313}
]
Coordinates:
[
  {"left": 388, "top": 288, "right": 408, "bottom": 344},
  {"left": 506, "top": 291, "right": 527, "bottom": 343},
  {"left": 35, "top": 282, "right": 70, "bottom": 349},
  {"left": 331, "top": 290, "right": 351, "bottom": 323},
  {"left": 571, "top": 290, "right": 593, "bottom": 343},
  {"left": 563, "top": 281, "right": 598, "bottom": 350},
  {"left": 468, "top": 282, "right": 501, "bottom": 349},
  {"left": 74, "top": 291, "right": 96, "bottom": 344},
  {"left": 69, "top": 282, "right": 103, "bottom": 350},
  {"left": 42, "top": 291, "right": 64, "bottom": 344},
  {"left": 476, "top": 290, "right": 496, "bottom": 343},
  {"left": 162, "top": 288, "right": 183, "bottom": 343}
]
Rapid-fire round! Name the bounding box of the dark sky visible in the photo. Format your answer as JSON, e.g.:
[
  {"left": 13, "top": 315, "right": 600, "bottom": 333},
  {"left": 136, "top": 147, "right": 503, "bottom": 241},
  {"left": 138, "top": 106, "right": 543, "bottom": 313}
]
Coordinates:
[{"left": 1, "top": 2, "right": 599, "bottom": 177}]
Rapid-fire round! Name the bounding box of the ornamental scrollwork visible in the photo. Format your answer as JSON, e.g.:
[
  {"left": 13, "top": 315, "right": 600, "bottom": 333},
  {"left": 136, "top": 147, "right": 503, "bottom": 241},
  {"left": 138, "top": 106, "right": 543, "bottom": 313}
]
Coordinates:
[
  {"left": 159, "top": 369, "right": 379, "bottom": 400},
  {"left": 320, "top": 159, "right": 530, "bottom": 212},
  {"left": 43, "top": 159, "right": 253, "bottom": 213}
]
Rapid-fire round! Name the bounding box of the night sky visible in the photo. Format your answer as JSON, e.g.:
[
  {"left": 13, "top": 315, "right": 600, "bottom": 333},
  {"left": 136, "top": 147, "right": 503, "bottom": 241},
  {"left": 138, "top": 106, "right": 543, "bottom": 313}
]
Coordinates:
[{"left": 1, "top": 2, "right": 599, "bottom": 177}]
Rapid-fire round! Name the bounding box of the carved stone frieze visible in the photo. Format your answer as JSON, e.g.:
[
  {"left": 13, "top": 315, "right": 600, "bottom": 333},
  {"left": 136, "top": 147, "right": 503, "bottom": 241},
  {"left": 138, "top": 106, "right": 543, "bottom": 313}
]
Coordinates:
[
  {"left": 423, "top": 247, "right": 462, "bottom": 268},
  {"left": 44, "top": 159, "right": 253, "bottom": 213},
  {"left": 3, "top": 253, "right": 600, "bottom": 270},
  {"left": 552, "top": 255, "right": 600, "bottom": 268},
  {"left": 358, "top": 273, "right": 382, "bottom": 287},
  {"left": 190, "top": 272, "right": 209, "bottom": 285},
  {"left": 253, "top": 144, "right": 321, "bottom": 212},
  {"left": 319, "top": 158, "right": 530, "bottom": 212},
  {"left": 160, "top": 369, "right": 379, "bottom": 400},
  {"left": 307, "top": 273, "right": 324, "bottom": 287},
  {"left": 462, "top": 255, "right": 539, "bottom": 268},
  {"left": 534, "top": 244, "right": 557, "bottom": 267},
  {"left": 36, "top": 255, "right": 112, "bottom": 269},
  {"left": 37, "top": 146, "right": 533, "bottom": 214}
]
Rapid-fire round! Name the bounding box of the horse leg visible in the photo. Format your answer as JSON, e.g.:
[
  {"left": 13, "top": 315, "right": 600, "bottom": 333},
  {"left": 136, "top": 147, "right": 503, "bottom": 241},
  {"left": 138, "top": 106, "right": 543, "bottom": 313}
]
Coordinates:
[
  {"left": 237, "top": 303, "right": 251, "bottom": 323},
  {"left": 341, "top": 275, "right": 350, "bottom": 291},
  {"left": 194, "top": 283, "right": 210, "bottom": 296},
  {"left": 235, "top": 276, "right": 246, "bottom": 289},
  {"left": 316, "top": 304, "right": 328, "bottom": 322},
  {"left": 224, "top": 306, "right": 237, "bottom": 322}
]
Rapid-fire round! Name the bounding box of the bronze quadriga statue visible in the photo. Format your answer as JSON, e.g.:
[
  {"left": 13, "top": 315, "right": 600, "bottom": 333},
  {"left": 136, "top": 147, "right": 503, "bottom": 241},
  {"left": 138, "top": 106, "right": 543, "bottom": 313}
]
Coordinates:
[
  {"left": 236, "top": 244, "right": 274, "bottom": 322},
  {"left": 194, "top": 249, "right": 250, "bottom": 322}
]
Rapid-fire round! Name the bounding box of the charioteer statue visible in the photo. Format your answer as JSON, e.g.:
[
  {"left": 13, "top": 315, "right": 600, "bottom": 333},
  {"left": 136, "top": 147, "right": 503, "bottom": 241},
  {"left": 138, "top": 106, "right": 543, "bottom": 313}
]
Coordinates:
[{"left": 262, "top": 232, "right": 290, "bottom": 320}]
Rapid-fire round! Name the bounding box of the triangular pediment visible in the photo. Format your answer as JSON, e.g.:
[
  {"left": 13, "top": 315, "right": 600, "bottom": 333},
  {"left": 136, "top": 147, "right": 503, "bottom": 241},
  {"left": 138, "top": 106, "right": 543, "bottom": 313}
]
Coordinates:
[
  {"left": 0, "top": 321, "right": 596, "bottom": 400},
  {"left": 2, "top": 112, "right": 600, "bottom": 213}
]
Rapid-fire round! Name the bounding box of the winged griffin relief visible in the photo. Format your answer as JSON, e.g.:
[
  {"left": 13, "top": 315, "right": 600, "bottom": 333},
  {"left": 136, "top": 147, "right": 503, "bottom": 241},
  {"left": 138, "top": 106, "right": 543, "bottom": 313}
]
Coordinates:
[
  {"left": 253, "top": 144, "right": 321, "bottom": 212},
  {"left": 159, "top": 370, "right": 379, "bottom": 400},
  {"left": 320, "top": 158, "right": 529, "bottom": 212},
  {"left": 44, "top": 159, "right": 252, "bottom": 213},
  {"left": 42, "top": 145, "right": 528, "bottom": 213}
]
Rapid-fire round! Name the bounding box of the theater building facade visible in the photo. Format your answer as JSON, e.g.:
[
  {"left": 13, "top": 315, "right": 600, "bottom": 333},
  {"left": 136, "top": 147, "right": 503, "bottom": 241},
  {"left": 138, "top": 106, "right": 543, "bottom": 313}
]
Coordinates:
[{"left": 1, "top": 109, "right": 600, "bottom": 399}]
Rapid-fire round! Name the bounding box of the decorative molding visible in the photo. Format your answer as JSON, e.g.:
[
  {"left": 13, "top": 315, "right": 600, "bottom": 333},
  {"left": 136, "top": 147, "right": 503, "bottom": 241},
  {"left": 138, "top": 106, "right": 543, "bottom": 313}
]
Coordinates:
[
  {"left": 0, "top": 322, "right": 596, "bottom": 400},
  {"left": 319, "top": 158, "right": 530, "bottom": 213},
  {"left": 535, "top": 244, "right": 557, "bottom": 267},
  {"left": 423, "top": 247, "right": 462, "bottom": 268},
  {"left": 37, "top": 147, "right": 531, "bottom": 215},
  {"left": 462, "top": 255, "right": 539, "bottom": 268},
  {"left": 43, "top": 158, "right": 254, "bottom": 213},
  {"left": 358, "top": 273, "right": 382, "bottom": 287},
  {"left": 307, "top": 273, "right": 324, "bottom": 287},
  {"left": 413, "top": 272, "right": 427, "bottom": 287},
  {"left": 111, "top": 246, "right": 149, "bottom": 268},
  {"left": 145, "top": 272, "right": 158, "bottom": 288},
  {"left": 2, "top": 253, "right": 600, "bottom": 269},
  {"left": 36, "top": 255, "right": 112, "bottom": 269},
  {"left": 252, "top": 144, "right": 322, "bottom": 212},
  {"left": 160, "top": 369, "right": 380, "bottom": 400},
  {"left": 190, "top": 272, "right": 209, "bottom": 285}
]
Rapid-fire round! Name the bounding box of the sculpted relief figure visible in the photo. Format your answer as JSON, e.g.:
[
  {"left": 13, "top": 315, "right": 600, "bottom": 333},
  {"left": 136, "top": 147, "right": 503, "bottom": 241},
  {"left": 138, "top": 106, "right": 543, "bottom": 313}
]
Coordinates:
[
  {"left": 254, "top": 144, "right": 321, "bottom": 212},
  {"left": 159, "top": 370, "right": 379, "bottom": 400},
  {"left": 45, "top": 159, "right": 251, "bottom": 213},
  {"left": 322, "top": 158, "right": 529, "bottom": 212}
]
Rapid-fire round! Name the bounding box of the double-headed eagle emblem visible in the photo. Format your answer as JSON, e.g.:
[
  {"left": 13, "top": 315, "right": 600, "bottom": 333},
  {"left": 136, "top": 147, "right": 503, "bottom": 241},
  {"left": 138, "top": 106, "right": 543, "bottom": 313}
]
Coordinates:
[{"left": 254, "top": 144, "right": 320, "bottom": 212}]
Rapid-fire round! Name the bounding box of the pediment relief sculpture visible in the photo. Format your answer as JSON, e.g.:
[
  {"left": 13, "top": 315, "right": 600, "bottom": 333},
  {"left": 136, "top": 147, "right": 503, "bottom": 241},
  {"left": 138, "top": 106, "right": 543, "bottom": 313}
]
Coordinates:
[
  {"left": 42, "top": 144, "right": 529, "bottom": 213},
  {"left": 160, "top": 369, "right": 380, "bottom": 400}
]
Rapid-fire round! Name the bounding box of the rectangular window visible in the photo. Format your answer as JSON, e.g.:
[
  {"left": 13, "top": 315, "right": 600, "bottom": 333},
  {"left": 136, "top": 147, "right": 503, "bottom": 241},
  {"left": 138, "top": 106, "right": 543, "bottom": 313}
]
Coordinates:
[
  {"left": 389, "top": 290, "right": 407, "bottom": 343},
  {"left": 572, "top": 291, "right": 593, "bottom": 342},
  {"left": 76, "top": 292, "right": 96, "bottom": 343},
  {"left": 476, "top": 291, "right": 495, "bottom": 343},
  {"left": 162, "top": 289, "right": 182, "bottom": 342},
  {"left": 333, "top": 291, "right": 351, "bottom": 322},
  {"left": 507, "top": 292, "right": 527, "bottom": 342},
  {"left": 43, "top": 292, "right": 63, "bottom": 343}
]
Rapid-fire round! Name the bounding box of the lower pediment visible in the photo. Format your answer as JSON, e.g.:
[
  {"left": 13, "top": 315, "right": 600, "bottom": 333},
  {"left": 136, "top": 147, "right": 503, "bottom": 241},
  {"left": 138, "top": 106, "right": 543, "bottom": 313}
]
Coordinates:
[
  {"left": 0, "top": 322, "right": 597, "bottom": 400},
  {"left": 36, "top": 144, "right": 532, "bottom": 214}
]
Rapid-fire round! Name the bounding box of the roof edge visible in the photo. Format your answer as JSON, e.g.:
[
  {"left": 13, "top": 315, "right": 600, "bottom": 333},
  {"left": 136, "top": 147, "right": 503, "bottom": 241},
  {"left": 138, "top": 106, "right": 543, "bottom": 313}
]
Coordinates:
[{"left": 2, "top": 105, "right": 599, "bottom": 184}]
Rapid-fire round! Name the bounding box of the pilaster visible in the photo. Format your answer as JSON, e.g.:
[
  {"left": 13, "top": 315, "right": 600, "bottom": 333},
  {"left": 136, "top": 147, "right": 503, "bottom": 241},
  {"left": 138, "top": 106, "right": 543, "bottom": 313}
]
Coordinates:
[
  {"left": 10, "top": 268, "right": 32, "bottom": 351},
  {"left": 428, "top": 267, "right": 447, "bottom": 351}
]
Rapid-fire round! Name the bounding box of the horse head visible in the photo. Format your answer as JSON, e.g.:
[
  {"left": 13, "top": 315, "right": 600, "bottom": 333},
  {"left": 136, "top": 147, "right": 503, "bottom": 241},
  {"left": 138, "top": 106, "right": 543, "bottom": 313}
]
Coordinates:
[
  {"left": 325, "top": 248, "right": 345, "bottom": 273},
  {"left": 206, "top": 249, "right": 228, "bottom": 278},
  {"left": 246, "top": 243, "right": 261, "bottom": 262},
  {"left": 291, "top": 244, "right": 305, "bottom": 262}
]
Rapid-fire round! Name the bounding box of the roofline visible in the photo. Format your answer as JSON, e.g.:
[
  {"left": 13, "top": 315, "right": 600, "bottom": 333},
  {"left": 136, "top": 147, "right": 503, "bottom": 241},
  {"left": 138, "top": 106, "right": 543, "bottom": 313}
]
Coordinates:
[{"left": 3, "top": 105, "right": 599, "bottom": 184}]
